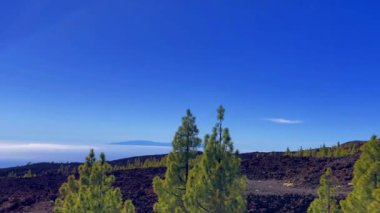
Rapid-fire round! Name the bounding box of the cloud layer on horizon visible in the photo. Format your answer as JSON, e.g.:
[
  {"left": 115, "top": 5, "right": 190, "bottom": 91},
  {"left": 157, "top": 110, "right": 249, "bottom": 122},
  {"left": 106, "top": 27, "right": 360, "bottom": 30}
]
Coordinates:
[
  {"left": 0, "top": 141, "right": 172, "bottom": 167},
  {"left": 0, "top": 142, "right": 95, "bottom": 151}
]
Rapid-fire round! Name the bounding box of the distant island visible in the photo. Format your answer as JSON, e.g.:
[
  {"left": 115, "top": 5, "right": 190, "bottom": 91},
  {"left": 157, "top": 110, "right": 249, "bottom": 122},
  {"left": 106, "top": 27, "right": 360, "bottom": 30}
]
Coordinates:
[{"left": 110, "top": 140, "right": 171, "bottom": 147}]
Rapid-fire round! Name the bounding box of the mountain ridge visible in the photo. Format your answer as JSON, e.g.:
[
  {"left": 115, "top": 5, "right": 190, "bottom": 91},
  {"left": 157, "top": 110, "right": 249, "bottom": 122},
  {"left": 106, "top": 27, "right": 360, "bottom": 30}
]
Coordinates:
[{"left": 109, "top": 140, "right": 171, "bottom": 147}]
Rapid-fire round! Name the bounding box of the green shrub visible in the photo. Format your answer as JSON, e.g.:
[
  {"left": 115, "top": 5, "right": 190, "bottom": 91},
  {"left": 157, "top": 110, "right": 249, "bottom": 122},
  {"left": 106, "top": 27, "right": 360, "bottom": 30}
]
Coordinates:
[
  {"left": 54, "top": 149, "right": 135, "bottom": 213},
  {"left": 7, "top": 171, "right": 17, "bottom": 178},
  {"left": 23, "top": 169, "right": 35, "bottom": 178},
  {"left": 113, "top": 157, "right": 166, "bottom": 171},
  {"left": 285, "top": 142, "right": 359, "bottom": 158},
  {"left": 340, "top": 135, "right": 380, "bottom": 212},
  {"left": 308, "top": 168, "right": 340, "bottom": 213}
]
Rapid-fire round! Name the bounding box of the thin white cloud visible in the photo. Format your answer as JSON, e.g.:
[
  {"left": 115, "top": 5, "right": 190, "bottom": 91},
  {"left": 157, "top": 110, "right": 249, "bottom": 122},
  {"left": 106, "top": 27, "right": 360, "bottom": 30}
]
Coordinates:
[
  {"left": 0, "top": 141, "right": 94, "bottom": 151},
  {"left": 265, "top": 118, "right": 303, "bottom": 124},
  {"left": 0, "top": 141, "right": 173, "bottom": 167}
]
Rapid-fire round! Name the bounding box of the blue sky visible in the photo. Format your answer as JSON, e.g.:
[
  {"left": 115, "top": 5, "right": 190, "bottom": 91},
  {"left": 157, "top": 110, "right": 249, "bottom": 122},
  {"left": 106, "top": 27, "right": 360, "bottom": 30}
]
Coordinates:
[{"left": 0, "top": 0, "right": 379, "bottom": 152}]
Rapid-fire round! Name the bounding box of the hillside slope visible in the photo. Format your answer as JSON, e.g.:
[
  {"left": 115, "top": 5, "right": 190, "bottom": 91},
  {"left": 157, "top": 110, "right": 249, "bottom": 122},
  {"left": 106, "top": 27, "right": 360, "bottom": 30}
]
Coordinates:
[{"left": 0, "top": 151, "right": 359, "bottom": 213}]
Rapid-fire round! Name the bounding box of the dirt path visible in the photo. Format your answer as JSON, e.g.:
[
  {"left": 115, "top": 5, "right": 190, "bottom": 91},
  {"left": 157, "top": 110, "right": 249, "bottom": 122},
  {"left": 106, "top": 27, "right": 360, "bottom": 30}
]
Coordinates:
[{"left": 247, "top": 179, "right": 352, "bottom": 196}]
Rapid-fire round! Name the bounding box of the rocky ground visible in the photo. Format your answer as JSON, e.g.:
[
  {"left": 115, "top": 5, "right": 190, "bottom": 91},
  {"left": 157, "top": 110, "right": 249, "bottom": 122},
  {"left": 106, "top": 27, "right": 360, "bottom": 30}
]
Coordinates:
[{"left": 0, "top": 152, "right": 359, "bottom": 213}]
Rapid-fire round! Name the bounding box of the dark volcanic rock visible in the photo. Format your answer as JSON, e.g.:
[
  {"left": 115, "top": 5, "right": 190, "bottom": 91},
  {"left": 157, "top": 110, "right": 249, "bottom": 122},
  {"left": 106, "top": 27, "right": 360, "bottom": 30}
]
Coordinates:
[
  {"left": 113, "top": 167, "right": 165, "bottom": 213},
  {"left": 247, "top": 194, "right": 315, "bottom": 213},
  {"left": 240, "top": 153, "right": 359, "bottom": 187},
  {"left": 0, "top": 152, "right": 358, "bottom": 213},
  {"left": 0, "top": 175, "right": 67, "bottom": 212}
]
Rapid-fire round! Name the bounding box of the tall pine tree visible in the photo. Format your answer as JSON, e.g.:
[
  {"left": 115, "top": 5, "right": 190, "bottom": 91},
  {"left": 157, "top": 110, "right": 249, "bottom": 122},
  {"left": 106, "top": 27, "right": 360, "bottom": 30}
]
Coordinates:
[
  {"left": 369, "top": 176, "right": 380, "bottom": 212},
  {"left": 340, "top": 135, "right": 380, "bottom": 212},
  {"left": 307, "top": 168, "right": 340, "bottom": 213},
  {"left": 153, "top": 109, "right": 201, "bottom": 212},
  {"left": 285, "top": 147, "right": 291, "bottom": 156},
  {"left": 54, "top": 149, "right": 135, "bottom": 213},
  {"left": 184, "top": 106, "right": 247, "bottom": 213}
]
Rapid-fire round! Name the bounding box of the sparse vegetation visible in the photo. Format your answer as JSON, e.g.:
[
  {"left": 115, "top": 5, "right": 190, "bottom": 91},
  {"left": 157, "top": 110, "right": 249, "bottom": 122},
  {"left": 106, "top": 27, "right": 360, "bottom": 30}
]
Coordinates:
[
  {"left": 113, "top": 157, "right": 166, "bottom": 171},
  {"left": 123, "top": 200, "right": 136, "bottom": 213},
  {"left": 286, "top": 147, "right": 291, "bottom": 156},
  {"left": 340, "top": 135, "right": 380, "bottom": 212},
  {"left": 285, "top": 142, "right": 359, "bottom": 158},
  {"left": 369, "top": 184, "right": 380, "bottom": 212},
  {"left": 0, "top": 139, "right": 363, "bottom": 212},
  {"left": 2, "top": 112, "right": 377, "bottom": 213},
  {"left": 153, "top": 109, "right": 201, "bottom": 212},
  {"left": 57, "top": 164, "right": 72, "bottom": 175},
  {"left": 23, "top": 169, "right": 35, "bottom": 178},
  {"left": 184, "top": 106, "right": 247, "bottom": 212},
  {"left": 7, "top": 171, "right": 17, "bottom": 178},
  {"left": 54, "top": 149, "right": 135, "bottom": 213},
  {"left": 307, "top": 168, "right": 340, "bottom": 213}
]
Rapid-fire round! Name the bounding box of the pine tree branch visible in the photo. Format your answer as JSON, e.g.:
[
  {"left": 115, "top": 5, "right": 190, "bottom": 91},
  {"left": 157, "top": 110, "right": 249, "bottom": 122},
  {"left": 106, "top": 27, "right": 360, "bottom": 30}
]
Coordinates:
[
  {"left": 196, "top": 198, "right": 210, "bottom": 212},
  {"left": 162, "top": 187, "right": 181, "bottom": 198}
]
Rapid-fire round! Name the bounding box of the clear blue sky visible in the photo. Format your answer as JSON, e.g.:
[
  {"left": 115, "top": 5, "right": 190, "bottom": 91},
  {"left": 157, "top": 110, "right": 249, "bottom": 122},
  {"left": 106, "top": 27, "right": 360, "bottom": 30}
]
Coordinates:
[{"left": 0, "top": 0, "right": 379, "bottom": 152}]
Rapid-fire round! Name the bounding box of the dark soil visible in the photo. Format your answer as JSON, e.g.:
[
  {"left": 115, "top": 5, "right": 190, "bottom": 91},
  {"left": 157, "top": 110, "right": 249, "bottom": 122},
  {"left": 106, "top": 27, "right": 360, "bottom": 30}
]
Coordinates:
[
  {"left": 240, "top": 152, "right": 359, "bottom": 187},
  {"left": 0, "top": 175, "right": 66, "bottom": 212},
  {"left": 0, "top": 151, "right": 359, "bottom": 213},
  {"left": 247, "top": 194, "right": 315, "bottom": 213},
  {"left": 114, "top": 168, "right": 165, "bottom": 213}
]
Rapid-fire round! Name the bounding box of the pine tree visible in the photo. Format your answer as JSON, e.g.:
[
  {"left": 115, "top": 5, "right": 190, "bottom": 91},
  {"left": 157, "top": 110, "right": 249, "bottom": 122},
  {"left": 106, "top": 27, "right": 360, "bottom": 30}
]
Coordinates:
[
  {"left": 336, "top": 142, "right": 342, "bottom": 157},
  {"left": 153, "top": 109, "right": 201, "bottom": 212},
  {"left": 123, "top": 200, "right": 136, "bottom": 213},
  {"left": 307, "top": 168, "right": 340, "bottom": 213},
  {"left": 299, "top": 146, "right": 304, "bottom": 157},
  {"left": 57, "top": 164, "right": 70, "bottom": 175},
  {"left": 308, "top": 148, "right": 313, "bottom": 157},
  {"left": 285, "top": 147, "right": 291, "bottom": 156},
  {"left": 340, "top": 135, "right": 380, "bottom": 212},
  {"left": 7, "top": 171, "right": 17, "bottom": 178},
  {"left": 54, "top": 149, "right": 135, "bottom": 213},
  {"left": 369, "top": 182, "right": 380, "bottom": 212},
  {"left": 311, "top": 149, "right": 316, "bottom": 157},
  {"left": 23, "top": 169, "right": 34, "bottom": 178},
  {"left": 184, "top": 106, "right": 247, "bottom": 213},
  {"left": 368, "top": 165, "right": 380, "bottom": 212},
  {"left": 349, "top": 144, "right": 357, "bottom": 155},
  {"left": 327, "top": 148, "right": 333, "bottom": 158},
  {"left": 320, "top": 144, "right": 327, "bottom": 157}
]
